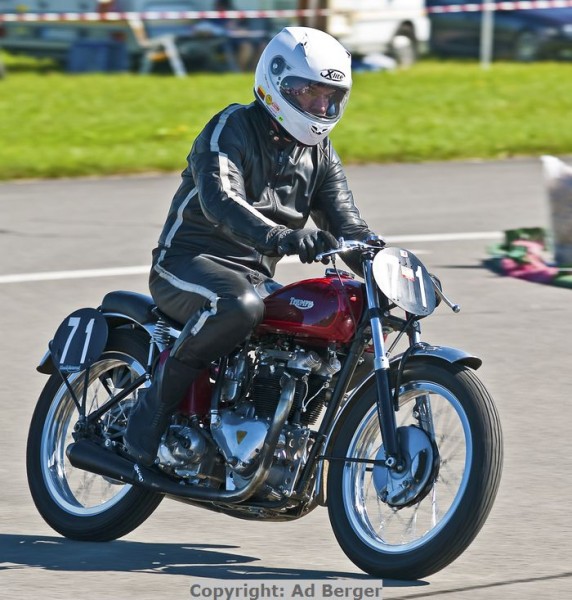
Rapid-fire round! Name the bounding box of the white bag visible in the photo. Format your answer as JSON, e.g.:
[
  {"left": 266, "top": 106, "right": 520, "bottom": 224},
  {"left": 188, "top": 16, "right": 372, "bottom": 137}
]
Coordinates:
[{"left": 541, "top": 156, "right": 572, "bottom": 267}]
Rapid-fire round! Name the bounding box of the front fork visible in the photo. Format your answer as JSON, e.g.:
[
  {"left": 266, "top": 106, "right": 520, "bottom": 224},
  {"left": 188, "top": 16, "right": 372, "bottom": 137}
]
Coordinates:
[{"left": 363, "top": 258, "right": 408, "bottom": 470}]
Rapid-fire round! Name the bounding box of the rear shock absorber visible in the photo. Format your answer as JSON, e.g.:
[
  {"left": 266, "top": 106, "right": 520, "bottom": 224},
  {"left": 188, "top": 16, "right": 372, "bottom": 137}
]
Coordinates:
[
  {"left": 152, "top": 317, "right": 172, "bottom": 347},
  {"left": 146, "top": 317, "right": 175, "bottom": 371}
]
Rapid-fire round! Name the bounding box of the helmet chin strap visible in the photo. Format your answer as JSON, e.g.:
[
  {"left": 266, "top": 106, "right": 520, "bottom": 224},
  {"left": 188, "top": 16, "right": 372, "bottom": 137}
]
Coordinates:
[
  {"left": 255, "top": 96, "right": 313, "bottom": 148},
  {"left": 269, "top": 116, "right": 314, "bottom": 148},
  {"left": 270, "top": 118, "right": 294, "bottom": 143}
]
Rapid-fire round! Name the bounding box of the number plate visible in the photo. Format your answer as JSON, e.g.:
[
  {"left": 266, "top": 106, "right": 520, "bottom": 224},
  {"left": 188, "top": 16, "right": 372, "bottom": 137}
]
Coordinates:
[
  {"left": 51, "top": 308, "right": 108, "bottom": 373},
  {"left": 372, "top": 247, "right": 436, "bottom": 316}
]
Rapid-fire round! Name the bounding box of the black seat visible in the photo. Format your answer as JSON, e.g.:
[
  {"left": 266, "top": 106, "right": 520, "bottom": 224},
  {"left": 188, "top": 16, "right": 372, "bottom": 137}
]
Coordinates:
[
  {"left": 100, "top": 290, "right": 187, "bottom": 331},
  {"left": 100, "top": 290, "right": 155, "bottom": 325}
]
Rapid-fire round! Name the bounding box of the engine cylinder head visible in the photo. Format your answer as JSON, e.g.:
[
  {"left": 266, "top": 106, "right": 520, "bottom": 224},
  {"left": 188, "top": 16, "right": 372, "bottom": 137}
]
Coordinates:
[{"left": 250, "top": 365, "right": 326, "bottom": 426}]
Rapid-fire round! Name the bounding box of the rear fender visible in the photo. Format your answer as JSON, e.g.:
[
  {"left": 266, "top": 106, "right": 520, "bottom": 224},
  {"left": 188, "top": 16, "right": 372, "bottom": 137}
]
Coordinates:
[
  {"left": 315, "top": 344, "right": 481, "bottom": 505},
  {"left": 36, "top": 311, "right": 153, "bottom": 375}
]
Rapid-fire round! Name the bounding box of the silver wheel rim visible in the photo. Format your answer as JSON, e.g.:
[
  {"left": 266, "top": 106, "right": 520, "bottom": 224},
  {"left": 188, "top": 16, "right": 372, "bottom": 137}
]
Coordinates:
[
  {"left": 342, "top": 381, "right": 472, "bottom": 552},
  {"left": 40, "top": 352, "right": 145, "bottom": 516}
]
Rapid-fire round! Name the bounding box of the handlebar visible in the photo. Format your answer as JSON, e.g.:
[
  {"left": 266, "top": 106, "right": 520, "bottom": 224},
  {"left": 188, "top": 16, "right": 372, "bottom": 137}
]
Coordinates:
[
  {"left": 315, "top": 236, "right": 386, "bottom": 262},
  {"left": 318, "top": 236, "right": 461, "bottom": 313}
]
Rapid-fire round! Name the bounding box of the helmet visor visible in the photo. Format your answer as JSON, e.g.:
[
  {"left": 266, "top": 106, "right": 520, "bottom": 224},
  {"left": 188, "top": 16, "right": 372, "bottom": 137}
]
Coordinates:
[{"left": 280, "top": 76, "right": 349, "bottom": 120}]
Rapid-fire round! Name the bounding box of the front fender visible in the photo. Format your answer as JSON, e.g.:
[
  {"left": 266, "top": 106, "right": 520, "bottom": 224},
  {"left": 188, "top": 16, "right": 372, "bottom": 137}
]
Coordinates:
[
  {"left": 391, "top": 344, "right": 482, "bottom": 371},
  {"left": 315, "top": 344, "right": 481, "bottom": 505},
  {"left": 340, "top": 344, "right": 480, "bottom": 399}
]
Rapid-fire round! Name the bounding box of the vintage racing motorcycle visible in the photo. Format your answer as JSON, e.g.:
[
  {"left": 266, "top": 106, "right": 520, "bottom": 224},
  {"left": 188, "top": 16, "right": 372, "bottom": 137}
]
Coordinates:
[{"left": 26, "top": 238, "right": 503, "bottom": 580}]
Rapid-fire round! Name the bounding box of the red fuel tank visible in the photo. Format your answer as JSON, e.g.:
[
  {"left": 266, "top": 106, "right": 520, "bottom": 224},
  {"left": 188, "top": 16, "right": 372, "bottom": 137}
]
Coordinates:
[{"left": 257, "top": 276, "right": 364, "bottom": 344}]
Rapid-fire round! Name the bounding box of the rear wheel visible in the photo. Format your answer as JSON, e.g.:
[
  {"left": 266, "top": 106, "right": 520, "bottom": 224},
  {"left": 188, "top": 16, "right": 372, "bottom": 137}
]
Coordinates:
[
  {"left": 327, "top": 360, "right": 503, "bottom": 579},
  {"left": 26, "top": 330, "right": 163, "bottom": 541}
]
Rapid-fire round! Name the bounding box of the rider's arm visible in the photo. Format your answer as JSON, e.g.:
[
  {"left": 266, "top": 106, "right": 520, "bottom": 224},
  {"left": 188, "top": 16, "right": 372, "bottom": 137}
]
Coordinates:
[
  {"left": 189, "top": 107, "right": 287, "bottom": 255},
  {"left": 311, "top": 144, "right": 374, "bottom": 275},
  {"left": 311, "top": 145, "right": 372, "bottom": 240}
]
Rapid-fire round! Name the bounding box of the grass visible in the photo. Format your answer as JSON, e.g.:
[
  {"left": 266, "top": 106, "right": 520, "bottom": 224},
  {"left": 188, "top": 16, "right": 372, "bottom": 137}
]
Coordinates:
[{"left": 1, "top": 54, "right": 571, "bottom": 180}]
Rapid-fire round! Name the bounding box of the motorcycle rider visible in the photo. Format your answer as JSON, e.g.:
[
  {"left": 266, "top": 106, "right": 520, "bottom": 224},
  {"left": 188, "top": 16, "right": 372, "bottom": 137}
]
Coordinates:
[{"left": 124, "top": 26, "right": 375, "bottom": 467}]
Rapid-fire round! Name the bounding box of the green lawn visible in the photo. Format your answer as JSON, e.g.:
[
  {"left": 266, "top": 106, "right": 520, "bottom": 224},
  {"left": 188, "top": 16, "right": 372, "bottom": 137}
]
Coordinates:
[{"left": 1, "top": 57, "right": 571, "bottom": 180}]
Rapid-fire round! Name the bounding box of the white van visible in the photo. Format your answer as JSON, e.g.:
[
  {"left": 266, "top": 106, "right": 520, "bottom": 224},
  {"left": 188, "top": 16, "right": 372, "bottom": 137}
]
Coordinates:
[
  {"left": 0, "top": 1, "right": 428, "bottom": 68},
  {"left": 298, "top": 0, "right": 430, "bottom": 65}
]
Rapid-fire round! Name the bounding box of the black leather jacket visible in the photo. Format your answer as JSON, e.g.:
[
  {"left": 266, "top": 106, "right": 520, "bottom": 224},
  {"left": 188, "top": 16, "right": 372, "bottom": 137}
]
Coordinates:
[{"left": 154, "top": 101, "right": 371, "bottom": 278}]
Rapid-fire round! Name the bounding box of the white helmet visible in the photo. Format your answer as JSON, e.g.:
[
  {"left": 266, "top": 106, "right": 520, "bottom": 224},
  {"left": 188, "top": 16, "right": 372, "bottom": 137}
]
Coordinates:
[{"left": 254, "top": 27, "right": 352, "bottom": 146}]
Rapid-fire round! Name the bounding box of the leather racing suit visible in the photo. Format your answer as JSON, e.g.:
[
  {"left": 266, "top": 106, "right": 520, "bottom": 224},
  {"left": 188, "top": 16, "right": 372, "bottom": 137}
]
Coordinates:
[{"left": 150, "top": 100, "right": 372, "bottom": 370}]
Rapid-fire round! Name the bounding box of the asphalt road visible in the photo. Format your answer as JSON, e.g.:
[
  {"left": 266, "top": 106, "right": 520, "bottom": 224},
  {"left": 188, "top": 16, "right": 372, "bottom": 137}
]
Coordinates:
[{"left": 1, "top": 158, "right": 571, "bottom": 599}]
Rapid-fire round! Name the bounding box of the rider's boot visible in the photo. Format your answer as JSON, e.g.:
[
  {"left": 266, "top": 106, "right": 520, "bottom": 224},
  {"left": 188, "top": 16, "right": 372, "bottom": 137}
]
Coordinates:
[{"left": 124, "top": 356, "right": 200, "bottom": 467}]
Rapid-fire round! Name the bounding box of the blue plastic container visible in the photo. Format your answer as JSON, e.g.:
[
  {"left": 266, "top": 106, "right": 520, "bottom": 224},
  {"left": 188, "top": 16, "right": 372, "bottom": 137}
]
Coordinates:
[{"left": 67, "top": 40, "right": 129, "bottom": 73}]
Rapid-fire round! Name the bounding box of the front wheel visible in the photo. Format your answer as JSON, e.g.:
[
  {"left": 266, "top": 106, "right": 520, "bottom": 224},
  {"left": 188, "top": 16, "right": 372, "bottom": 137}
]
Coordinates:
[
  {"left": 26, "top": 330, "right": 163, "bottom": 541},
  {"left": 327, "top": 360, "right": 503, "bottom": 579}
]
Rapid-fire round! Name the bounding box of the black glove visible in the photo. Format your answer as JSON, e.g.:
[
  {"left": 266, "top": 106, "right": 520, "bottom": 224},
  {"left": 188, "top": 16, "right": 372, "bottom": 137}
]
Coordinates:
[{"left": 277, "top": 228, "right": 339, "bottom": 264}]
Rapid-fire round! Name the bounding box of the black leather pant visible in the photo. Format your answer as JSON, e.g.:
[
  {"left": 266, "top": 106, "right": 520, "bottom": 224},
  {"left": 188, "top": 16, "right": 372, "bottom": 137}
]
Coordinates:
[{"left": 149, "top": 253, "right": 276, "bottom": 369}]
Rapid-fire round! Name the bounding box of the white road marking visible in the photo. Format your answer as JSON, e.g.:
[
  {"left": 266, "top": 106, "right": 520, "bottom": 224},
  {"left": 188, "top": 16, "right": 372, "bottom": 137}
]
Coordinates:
[
  {"left": 0, "top": 266, "right": 150, "bottom": 284},
  {"left": 0, "top": 231, "right": 502, "bottom": 284},
  {"left": 386, "top": 231, "right": 502, "bottom": 243}
]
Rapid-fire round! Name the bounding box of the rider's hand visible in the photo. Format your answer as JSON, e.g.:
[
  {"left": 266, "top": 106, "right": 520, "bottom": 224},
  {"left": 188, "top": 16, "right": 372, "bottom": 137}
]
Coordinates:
[
  {"left": 277, "top": 228, "right": 339, "bottom": 264},
  {"left": 364, "top": 233, "right": 386, "bottom": 248}
]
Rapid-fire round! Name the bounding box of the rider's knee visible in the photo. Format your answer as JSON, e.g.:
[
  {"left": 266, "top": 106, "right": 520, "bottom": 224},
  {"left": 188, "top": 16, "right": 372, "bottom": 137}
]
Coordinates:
[{"left": 219, "top": 290, "right": 265, "bottom": 331}]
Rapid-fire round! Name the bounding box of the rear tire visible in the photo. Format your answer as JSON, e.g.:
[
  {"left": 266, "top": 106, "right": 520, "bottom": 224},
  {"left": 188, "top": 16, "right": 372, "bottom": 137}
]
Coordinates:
[
  {"left": 27, "top": 329, "right": 163, "bottom": 541},
  {"left": 327, "top": 360, "right": 503, "bottom": 579}
]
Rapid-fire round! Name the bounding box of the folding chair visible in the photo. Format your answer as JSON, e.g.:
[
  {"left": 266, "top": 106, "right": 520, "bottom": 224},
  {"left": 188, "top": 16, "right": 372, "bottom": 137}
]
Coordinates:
[{"left": 128, "top": 16, "right": 187, "bottom": 77}]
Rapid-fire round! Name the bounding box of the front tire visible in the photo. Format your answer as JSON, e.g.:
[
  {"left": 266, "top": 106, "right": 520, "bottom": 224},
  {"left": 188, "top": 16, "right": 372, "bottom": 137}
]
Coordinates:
[
  {"left": 27, "top": 330, "right": 163, "bottom": 541},
  {"left": 327, "top": 360, "right": 503, "bottom": 579}
]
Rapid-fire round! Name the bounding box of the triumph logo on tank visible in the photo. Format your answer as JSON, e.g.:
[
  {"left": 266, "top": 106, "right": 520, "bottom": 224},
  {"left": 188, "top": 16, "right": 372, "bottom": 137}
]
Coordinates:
[{"left": 290, "top": 297, "right": 314, "bottom": 310}]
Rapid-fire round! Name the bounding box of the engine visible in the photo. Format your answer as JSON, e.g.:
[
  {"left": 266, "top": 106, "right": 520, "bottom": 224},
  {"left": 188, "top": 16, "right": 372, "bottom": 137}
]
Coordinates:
[{"left": 156, "top": 342, "right": 341, "bottom": 500}]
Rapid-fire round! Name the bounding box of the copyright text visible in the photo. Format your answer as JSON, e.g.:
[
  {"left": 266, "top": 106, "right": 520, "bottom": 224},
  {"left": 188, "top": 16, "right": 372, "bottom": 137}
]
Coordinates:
[{"left": 189, "top": 580, "right": 383, "bottom": 600}]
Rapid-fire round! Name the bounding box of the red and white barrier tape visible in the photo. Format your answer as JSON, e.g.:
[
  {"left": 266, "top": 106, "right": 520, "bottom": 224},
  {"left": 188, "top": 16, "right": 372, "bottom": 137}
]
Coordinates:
[
  {"left": 427, "top": 0, "right": 572, "bottom": 13},
  {"left": 0, "top": 9, "right": 330, "bottom": 23},
  {"left": 0, "top": 2, "right": 571, "bottom": 22}
]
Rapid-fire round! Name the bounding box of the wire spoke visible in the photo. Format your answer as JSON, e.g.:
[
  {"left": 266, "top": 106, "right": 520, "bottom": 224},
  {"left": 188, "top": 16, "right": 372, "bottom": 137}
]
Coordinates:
[
  {"left": 342, "top": 380, "right": 471, "bottom": 551},
  {"left": 41, "top": 354, "right": 145, "bottom": 515}
]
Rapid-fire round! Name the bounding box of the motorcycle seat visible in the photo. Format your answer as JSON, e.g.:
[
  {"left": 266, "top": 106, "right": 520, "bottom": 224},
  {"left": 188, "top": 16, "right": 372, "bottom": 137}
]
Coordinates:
[{"left": 100, "top": 290, "right": 155, "bottom": 326}]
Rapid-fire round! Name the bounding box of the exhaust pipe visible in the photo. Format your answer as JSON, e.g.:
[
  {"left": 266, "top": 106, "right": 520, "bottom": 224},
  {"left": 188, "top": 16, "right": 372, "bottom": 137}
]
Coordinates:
[{"left": 67, "top": 375, "right": 296, "bottom": 503}]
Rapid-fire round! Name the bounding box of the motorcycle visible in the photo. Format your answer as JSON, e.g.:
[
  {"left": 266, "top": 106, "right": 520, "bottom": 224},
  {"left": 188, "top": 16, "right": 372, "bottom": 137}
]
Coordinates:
[{"left": 26, "top": 238, "right": 503, "bottom": 580}]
